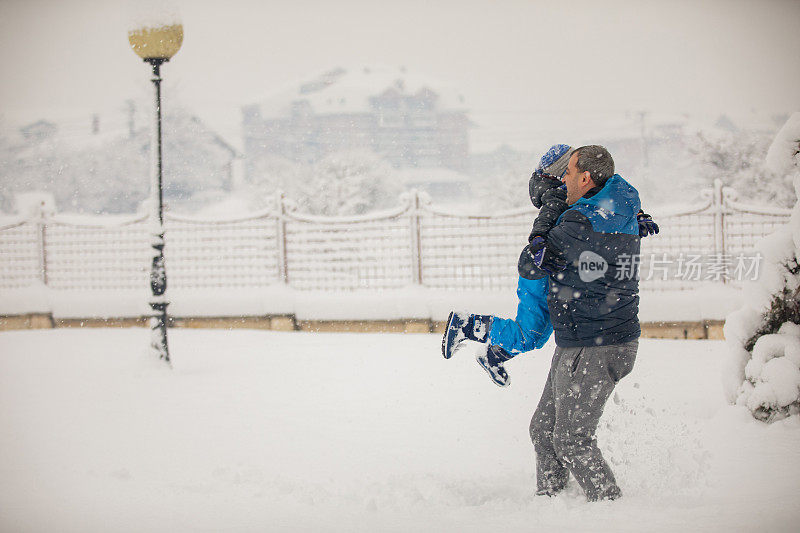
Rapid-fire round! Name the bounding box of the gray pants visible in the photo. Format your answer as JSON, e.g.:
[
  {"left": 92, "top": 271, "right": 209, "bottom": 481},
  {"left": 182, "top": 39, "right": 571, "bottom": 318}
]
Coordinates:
[{"left": 529, "top": 341, "right": 638, "bottom": 501}]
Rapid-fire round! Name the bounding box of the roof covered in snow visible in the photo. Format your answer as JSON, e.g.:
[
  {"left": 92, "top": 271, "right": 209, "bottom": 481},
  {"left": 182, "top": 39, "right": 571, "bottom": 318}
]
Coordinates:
[{"left": 251, "top": 65, "right": 468, "bottom": 119}]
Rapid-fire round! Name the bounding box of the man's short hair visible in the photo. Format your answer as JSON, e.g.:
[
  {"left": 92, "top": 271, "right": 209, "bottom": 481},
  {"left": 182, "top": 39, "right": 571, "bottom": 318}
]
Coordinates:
[{"left": 573, "top": 145, "right": 615, "bottom": 187}]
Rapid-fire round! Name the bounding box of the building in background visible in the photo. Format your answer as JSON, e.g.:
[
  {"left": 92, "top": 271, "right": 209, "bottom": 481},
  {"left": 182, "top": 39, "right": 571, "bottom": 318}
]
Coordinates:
[
  {"left": 0, "top": 108, "right": 240, "bottom": 214},
  {"left": 242, "top": 66, "right": 471, "bottom": 178}
]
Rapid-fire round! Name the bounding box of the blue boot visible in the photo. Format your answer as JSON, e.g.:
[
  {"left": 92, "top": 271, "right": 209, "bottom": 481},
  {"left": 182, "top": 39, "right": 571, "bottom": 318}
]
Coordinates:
[
  {"left": 477, "top": 345, "right": 513, "bottom": 387},
  {"left": 441, "top": 311, "right": 492, "bottom": 359}
]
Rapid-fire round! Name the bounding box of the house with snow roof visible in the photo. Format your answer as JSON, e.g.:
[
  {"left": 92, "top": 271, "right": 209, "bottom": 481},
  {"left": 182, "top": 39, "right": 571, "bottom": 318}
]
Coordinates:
[
  {"left": 241, "top": 66, "right": 472, "bottom": 177},
  {"left": 1, "top": 108, "right": 241, "bottom": 214}
]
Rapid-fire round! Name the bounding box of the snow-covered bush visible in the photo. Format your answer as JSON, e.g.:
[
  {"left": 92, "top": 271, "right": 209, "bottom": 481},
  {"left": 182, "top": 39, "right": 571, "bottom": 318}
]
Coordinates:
[{"left": 724, "top": 112, "right": 800, "bottom": 422}]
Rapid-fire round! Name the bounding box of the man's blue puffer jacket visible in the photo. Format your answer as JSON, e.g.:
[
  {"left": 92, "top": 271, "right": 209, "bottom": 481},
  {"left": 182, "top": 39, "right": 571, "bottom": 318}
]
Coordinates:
[{"left": 520, "top": 175, "right": 642, "bottom": 347}]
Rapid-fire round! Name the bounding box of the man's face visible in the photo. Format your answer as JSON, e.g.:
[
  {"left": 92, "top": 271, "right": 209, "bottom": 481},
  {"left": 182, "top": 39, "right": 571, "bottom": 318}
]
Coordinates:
[{"left": 562, "top": 152, "right": 593, "bottom": 205}]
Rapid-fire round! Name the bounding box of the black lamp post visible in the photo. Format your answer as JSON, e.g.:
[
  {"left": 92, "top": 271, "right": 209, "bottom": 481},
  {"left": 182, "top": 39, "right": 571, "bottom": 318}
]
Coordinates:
[{"left": 129, "top": 23, "right": 183, "bottom": 363}]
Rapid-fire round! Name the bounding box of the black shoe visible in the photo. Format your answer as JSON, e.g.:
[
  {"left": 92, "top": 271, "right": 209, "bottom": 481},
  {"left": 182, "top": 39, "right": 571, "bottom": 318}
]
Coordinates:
[
  {"left": 442, "top": 311, "right": 468, "bottom": 359},
  {"left": 441, "top": 311, "right": 492, "bottom": 360},
  {"left": 476, "top": 345, "right": 511, "bottom": 387}
]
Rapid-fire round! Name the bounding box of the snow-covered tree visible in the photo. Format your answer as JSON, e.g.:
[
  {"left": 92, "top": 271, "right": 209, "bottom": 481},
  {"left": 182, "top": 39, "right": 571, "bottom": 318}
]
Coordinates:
[
  {"left": 244, "top": 154, "right": 303, "bottom": 210},
  {"left": 481, "top": 164, "right": 535, "bottom": 212},
  {"left": 471, "top": 145, "right": 537, "bottom": 213},
  {"left": 690, "top": 129, "right": 794, "bottom": 208},
  {"left": 724, "top": 112, "right": 800, "bottom": 422},
  {"left": 291, "top": 150, "right": 401, "bottom": 216}
]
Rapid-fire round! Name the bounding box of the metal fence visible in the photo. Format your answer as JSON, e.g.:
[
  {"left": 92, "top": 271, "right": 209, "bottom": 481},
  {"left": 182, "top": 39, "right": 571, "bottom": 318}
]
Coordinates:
[{"left": 0, "top": 180, "right": 792, "bottom": 294}]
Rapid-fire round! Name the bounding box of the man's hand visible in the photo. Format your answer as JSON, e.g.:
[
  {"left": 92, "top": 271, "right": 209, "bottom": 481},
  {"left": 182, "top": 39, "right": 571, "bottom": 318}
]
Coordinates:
[
  {"left": 637, "top": 210, "right": 659, "bottom": 237},
  {"left": 529, "top": 236, "right": 567, "bottom": 275}
]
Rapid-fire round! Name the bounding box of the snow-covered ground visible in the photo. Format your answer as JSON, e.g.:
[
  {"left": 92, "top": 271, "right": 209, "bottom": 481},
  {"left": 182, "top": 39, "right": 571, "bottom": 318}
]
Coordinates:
[{"left": 1, "top": 329, "right": 798, "bottom": 532}]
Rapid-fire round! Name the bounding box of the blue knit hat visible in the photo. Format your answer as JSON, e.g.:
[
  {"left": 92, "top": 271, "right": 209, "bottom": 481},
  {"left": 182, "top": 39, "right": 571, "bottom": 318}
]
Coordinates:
[{"left": 536, "top": 144, "right": 574, "bottom": 178}]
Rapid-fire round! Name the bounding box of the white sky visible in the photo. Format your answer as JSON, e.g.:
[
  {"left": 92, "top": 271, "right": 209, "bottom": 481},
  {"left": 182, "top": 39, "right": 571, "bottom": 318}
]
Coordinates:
[{"left": 1, "top": 0, "right": 798, "bottom": 150}]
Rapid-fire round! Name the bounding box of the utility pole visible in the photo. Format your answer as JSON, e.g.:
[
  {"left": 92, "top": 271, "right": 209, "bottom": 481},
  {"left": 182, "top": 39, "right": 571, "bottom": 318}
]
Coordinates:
[{"left": 126, "top": 100, "right": 136, "bottom": 139}]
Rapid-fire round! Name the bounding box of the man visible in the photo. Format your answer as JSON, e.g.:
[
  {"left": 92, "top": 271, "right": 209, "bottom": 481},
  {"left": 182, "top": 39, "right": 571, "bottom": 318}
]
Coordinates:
[
  {"left": 523, "top": 145, "right": 641, "bottom": 502},
  {"left": 442, "top": 145, "right": 656, "bottom": 389}
]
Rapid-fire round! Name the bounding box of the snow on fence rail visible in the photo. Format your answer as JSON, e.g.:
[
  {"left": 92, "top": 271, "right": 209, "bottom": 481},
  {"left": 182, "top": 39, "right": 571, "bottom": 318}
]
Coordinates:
[{"left": 0, "top": 180, "right": 791, "bottom": 295}]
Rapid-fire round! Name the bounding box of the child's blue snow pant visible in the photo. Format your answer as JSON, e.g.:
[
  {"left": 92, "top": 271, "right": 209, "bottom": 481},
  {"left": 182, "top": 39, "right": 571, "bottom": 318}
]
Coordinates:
[{"left": 488, "top": 276, "right": 553, "bottom": 356}]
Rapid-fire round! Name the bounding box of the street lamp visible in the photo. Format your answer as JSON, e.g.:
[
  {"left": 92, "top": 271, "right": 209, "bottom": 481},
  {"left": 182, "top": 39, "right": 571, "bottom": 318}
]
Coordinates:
[{"left": 128, "top": 21, "right": 183, "bottom": 363}]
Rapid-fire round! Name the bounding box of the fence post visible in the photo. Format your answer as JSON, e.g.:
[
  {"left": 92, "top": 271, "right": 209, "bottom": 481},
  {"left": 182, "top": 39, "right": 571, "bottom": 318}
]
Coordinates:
[
  {"left": 35, "top": 203, "right": 48, "bottom": 286},
  {"left": 712, "top": 178, "right": 725, "bottom": 256},
  {"left": 275, "top": 191, "right": 289, "bottom": 284},
  {"left": 409, "top": 190, "right": 423, "bottom": 285},
  {"left": 712, "top": 178, "right": 729, "bottom": 284}
]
